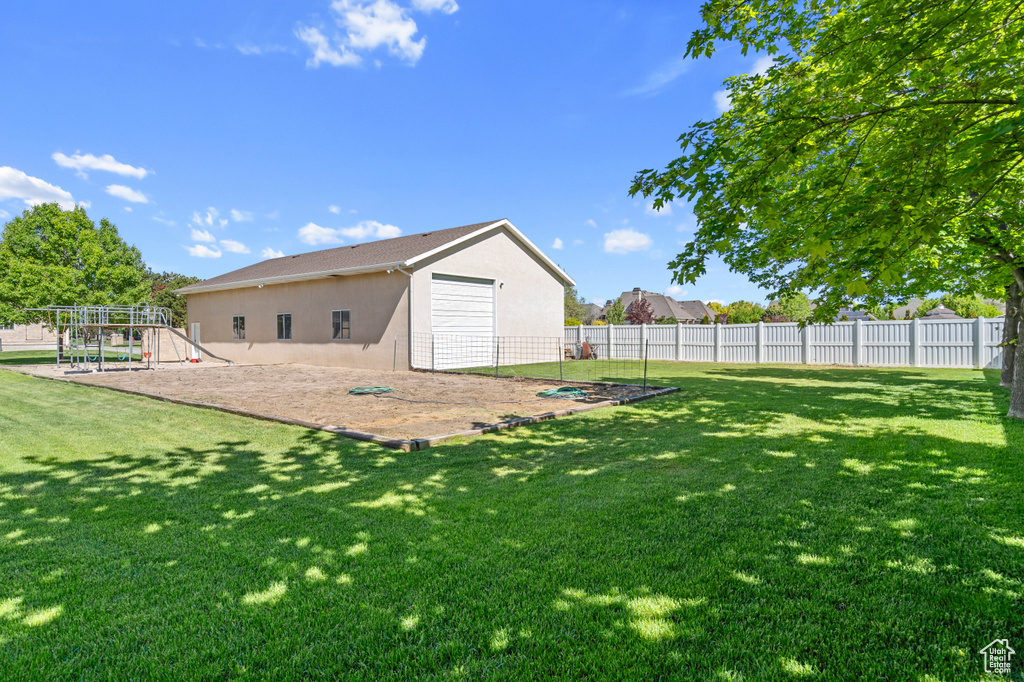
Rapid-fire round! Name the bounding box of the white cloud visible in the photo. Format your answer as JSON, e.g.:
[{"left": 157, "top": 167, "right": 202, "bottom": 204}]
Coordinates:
[
  {"left": 192, "top": 207, "right": 220, "bottom": 227},
  {"left": 666, "top": 285, "right": 688, "bottom": 298},
  {"left": 328, "top": 204, "right": 341, "bottom": 214},
  {"left": 750, "top": 55, "right": 775, "bottom": 77},
  {"left": 707, "top": 298, "right": 725, "bottom": 305},
  {"left": 298, "top": 219, "right": 401, "bottom": 245},
  {"left": 603, "top": 228, "right": 652, "bottom": 254},
  {"left": 186, "top": 244, "right": 222, "bottom": 258},
  {"left": 552, "top": 238, "right": 564, "bottom": 249},
  {"left": 714, "top": 56, "right": 777, "bottom": 113},
  {"left": 0, "top": 167, "right": 76, "bottom": 210},
  {"left": 645, "top": 201, "right": 672, "bottom": 217},
  {"left": 0, "top": 209, "right": 9, "bottom": 221},
  {"left": 295, "top": 26, "right": 361, "bottom": 67},
  {"left": 297, "top": 0, "right": 454, "bottom": 68},
  {"left": 298, "top": 221, "right": 343, "bottom": 245},
  {"left": 585, "top": 219, "right": 597, "bottom": 228},
  {"left": 624, "top": 56, "right": 690, "bottom": 96},
  {"left": 236, "top": 44, "right": 291, "bottom": 56},
  {"left": 78, "top": 200, "right": 91, "bottom": 209},
  {"left": 230, "top": 209, "right": 255, "bottom": 222},
  {"left": 713, "top": 89, "right": 732, "bottom": 113},
  {"left": 52, "top": 152, "right": 149, "bottom": 179},
  {"left": 573, "top": 239, "right": 584, "bottom": 245},
  {"left": 262, "top": 247, "right": 285, "bottom": 259},
  {"left": 153, "top": 216, "right": 176, "bottom": 227},
  {"left": 124, "top": 206, "right": 133, "bottom": 212},
  {"left": 411, "top": 0, "right": 458, "bottom": 12},
  {"left": 220, "top": 239, "right": 251, "bottom": 254},
  {"left": 191, "top": 228, "right": 216, "bottom": 243},
  {"left": 105, "top": 184, "right": 148, "bottom": 203}
]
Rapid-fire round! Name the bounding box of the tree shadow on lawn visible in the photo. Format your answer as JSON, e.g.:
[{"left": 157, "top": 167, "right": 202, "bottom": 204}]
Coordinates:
[{"left": 0, "top": 365, "right": 1022, "bottom": 679}]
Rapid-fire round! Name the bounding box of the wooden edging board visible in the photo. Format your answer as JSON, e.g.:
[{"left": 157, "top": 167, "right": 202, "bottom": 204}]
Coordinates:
[{"left": 2, "top": 366, "right": 679, "bottom": 452}]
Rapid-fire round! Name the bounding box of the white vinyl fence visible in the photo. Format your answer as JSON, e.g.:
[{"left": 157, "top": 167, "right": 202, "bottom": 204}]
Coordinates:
[{"left": 565, "top": 317, "right": 1005, "bottom": 369}]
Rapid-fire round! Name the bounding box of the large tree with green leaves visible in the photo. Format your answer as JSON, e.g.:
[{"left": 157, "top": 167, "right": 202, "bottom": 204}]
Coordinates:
[
  {"left": 0, "top": 204, "right": 150, "bottom": 323},
  {"left": 148, "top": 270, "right": 200, "bottom": 328},
  {"left": 630, "top": 0, "right": 1024, "bottom": 415}
]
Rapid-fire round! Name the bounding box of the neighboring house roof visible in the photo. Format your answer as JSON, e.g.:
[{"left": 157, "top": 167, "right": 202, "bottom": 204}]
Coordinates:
[
  {"left": 581, "top": 303, "right": 602, "bottom": 322},
  {"left": 835, "top": 308, "right": 878, "bottom": 321},
  {"left": 599, "top": 288, "right": 713, "bottom": 323},
  {"left": 176, "top": 219, "right": 574, "bottom": 295},
  {"left": 924, "top": 305, "right": 962, "bottom": 319}
]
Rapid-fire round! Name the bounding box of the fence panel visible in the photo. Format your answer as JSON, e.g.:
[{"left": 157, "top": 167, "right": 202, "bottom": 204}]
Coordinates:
[
  {"left": 720, "top": 324, "right": 757, "bottom": 363},
  {"left": 763, "top": 323, "right": 803, "bottom": 364},
  {"left": 563, "top": 318, "right": 1003, "bottom": 370},
  {"left": 678, "top": 324, "right": 715, "bottom": 362},
  {"left": 984, "top": 319, "right": 1005, "bottom": 370},
  {"left": 809, "top": 323, "right": 854, "bottom": 365},
  {"left": 861, "top": 320, "right": 910, "bottom": 366},
  {"left": 919, "top": 320, "right": 974, "bottom": 367}
]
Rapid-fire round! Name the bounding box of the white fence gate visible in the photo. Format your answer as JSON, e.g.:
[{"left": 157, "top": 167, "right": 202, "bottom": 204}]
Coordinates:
[{"left": 565, "top": 318, "right": 1005, "bottom": 369}]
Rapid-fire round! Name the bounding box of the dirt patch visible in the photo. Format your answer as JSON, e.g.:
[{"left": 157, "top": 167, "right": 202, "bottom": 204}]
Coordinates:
[{"left": 13, "top": 363, "right": 650, "bottom": 439}]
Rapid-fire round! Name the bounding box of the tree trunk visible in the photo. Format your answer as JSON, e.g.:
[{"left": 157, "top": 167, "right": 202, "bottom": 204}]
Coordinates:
[
  {"left": 1001, "top": 283, "right": 1020, "bottom": 387},
  {"left": 1008, "top": 332, "right": 1024, "bottom": 418}
]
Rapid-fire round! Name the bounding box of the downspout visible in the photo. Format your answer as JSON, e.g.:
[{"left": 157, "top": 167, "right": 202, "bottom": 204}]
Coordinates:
[{"left": 389, "top": 265, "right": 414, "bottom": 369}]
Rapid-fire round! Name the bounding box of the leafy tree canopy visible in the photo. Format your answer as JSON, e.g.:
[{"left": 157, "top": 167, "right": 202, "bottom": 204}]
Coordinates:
[
  {"left": 148, "top": 270, "right": 201, "bottom": 328},
  {"left": 631, "top": 0, "right": 1024, "bottom": 321},
  {"left": 605, "top": 298, "right": 626, "bottom": 325},
  {"left": 564, "top": 286, "right": 588, "bottom": 325},
  {"left": 726, "top": 300, "right": 766, "bottom": 324},
  {"left": 0, "top": 204, "right": 149, "bottom": 324}
]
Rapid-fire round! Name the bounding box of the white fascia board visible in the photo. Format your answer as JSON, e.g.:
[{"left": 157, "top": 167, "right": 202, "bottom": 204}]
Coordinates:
[
  {"left": 173, "top": 261, "right": 407, "bottom": 295},
  {"left": 404, "top": 219, "right": 576, "bottom": 286}
]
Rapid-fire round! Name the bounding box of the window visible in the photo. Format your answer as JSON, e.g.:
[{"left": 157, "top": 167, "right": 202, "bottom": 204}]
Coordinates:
[
  {"left": 277, "top": 313, "right": 292, "bottom": 340},
  {"left": 332, "top": 310, "right": 350, "bottom": 340},
  {"left": 0, "top": 321, "right": 13, "bottom": 330},
  {"left": 232, "top": 315, "right": 245, "bottom": 340}
]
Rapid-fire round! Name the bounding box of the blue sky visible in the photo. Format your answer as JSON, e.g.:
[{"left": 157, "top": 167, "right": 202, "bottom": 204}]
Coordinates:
[{"left": 0, "top": 1, "right": 771, "bottom": 306}]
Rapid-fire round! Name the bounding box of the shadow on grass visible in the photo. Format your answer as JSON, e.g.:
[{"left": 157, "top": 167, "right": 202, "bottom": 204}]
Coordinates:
[{"left": 0, "top": 364, "right": 1021, "bottom": 679}]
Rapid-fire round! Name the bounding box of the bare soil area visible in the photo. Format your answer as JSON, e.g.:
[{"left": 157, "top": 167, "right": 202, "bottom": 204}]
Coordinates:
[{"left": 15, "top": 363, "right": 647, "bottom": 439}]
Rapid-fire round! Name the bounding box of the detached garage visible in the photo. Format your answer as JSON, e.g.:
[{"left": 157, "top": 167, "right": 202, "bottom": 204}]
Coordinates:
[{"left": 176, "top": 219, "right": 574, "bottom": 370}]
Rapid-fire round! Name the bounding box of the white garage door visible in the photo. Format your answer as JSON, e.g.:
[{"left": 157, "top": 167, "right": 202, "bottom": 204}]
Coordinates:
[{"left": 430, "top": 274, "right": 495, "bottom": 369}]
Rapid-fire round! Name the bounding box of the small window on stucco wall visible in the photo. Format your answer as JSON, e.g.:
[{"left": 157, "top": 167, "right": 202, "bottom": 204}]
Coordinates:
[
  {"left": 277, "top": 313, "right": 292, "bottom": 340},
  {"left": 0, "top": 321, "right": 13, "bottom": 330},
  {"left": 332, "top": 310, "right": 350, "bottom": 340},
  {"left": 232, "top": 315, "right": 245, "bottom": 340}
]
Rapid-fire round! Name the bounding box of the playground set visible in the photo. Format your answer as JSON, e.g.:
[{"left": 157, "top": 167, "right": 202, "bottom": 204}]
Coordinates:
[{"left": 32, "top": 304, "right": 231, "bottom": 372}]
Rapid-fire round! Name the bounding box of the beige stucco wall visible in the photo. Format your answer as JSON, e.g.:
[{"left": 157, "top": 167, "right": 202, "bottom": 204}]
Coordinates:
[
  {"left": 410, "top": 227, "right": 565, "bottom": 340},
  {"left": 0, "top": 322, "right": 59, "bottom": 350},
  {"left": 185, "top": 271, "right": 410, "bottom": 370}
]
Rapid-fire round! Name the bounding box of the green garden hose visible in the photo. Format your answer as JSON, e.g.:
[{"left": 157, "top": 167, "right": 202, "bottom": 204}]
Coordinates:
[
  {"left": 536, "top": 386, "right": 587, "bottom": 399},
  {"left": 348, "top": 386, "right": 394, "bottom": 395}
]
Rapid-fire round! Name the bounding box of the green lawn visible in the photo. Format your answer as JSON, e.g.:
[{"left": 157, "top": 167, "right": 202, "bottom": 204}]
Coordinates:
[{"left": 1, "top": 363, "right": 1021, "bottom": 680}]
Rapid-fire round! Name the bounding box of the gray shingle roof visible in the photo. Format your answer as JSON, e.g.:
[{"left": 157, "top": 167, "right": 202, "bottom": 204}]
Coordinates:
[{"left": 177, "top": 221, "right": 501, "bottom": 294}]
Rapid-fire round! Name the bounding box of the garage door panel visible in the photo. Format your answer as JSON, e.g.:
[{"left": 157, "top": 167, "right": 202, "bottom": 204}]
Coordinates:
[{"left": 431, "top": 274, "right": 494, "bottom": 369}]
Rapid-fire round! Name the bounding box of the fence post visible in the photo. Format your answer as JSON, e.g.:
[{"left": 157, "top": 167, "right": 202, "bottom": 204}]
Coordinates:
[
  {"left": 714, "top": 323, "right": 722, "bottom": 363},
  {"left": 802, "top": 324, "right": 811, "bottom": 365},
  {"left": 854, "top": 319, "right": 863, "bottom": 366},
  {"left": 975, "top": 316, "right": 986, "bottom": 369},
  {"left": 608, "top": 324, "right": 615, "bottom": 360},
  {"left": 675, "top": 322, "right": 683, "bottom": 361},
  {"left": 911, "top": 318, "right": 921, "bottom": 367},
  {"left": 640, "top": 323, "right": 648, "bottom": 361},
  {"left": 756, "top": 321, "right": 765, "bottom": 364}
]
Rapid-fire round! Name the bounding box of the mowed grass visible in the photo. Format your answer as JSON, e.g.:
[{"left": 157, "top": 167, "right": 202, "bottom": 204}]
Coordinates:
[{"left": 1, "top": 363, "right": 1022, "bottom": 680}]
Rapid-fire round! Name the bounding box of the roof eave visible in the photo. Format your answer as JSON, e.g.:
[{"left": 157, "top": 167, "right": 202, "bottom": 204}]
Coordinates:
[
  {"left": 172, "top": 261, "right": 409, "bottom": 295},
  {"left": 405, "top": 219, "right": 576, "bottom": 287}
]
